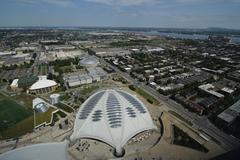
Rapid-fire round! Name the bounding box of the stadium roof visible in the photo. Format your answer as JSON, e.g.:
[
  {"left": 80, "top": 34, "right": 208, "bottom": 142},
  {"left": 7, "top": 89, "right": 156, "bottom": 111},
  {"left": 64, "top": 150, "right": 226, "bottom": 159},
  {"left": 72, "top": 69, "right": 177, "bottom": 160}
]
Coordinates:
[
  {"left": 70, "top": 89, "right": 157, "bottom": 154},
  {"left": 29, "top": 76, "right": 57, "bottom": 90},
  {"left": 79, "top": 56, "right": 99, "bottom": 67},
  {"left": 0, "top": 141, "right": 68, "bottom": 160}
]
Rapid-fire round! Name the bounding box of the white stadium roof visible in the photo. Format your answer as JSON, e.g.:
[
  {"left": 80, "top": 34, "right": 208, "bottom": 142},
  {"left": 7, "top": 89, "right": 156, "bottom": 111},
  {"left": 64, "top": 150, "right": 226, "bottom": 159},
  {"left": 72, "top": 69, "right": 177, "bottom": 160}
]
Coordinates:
[
  {"left": 79, "top": 56, "right": 99, "bottom": 67},
  {"left": 0, "top": 141, "right": 68, "bottom": 160},
  {"left": 70, "top": 89, "right": 157, "bottom": 155},
  {"left": 30, "top": 76, "right": 57, "bottom": 90}
]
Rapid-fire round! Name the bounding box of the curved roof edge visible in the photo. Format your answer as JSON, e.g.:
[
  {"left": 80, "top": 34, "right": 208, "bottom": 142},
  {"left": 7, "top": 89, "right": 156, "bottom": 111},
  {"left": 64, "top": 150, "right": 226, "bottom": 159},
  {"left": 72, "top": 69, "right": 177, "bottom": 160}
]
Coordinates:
[
  {"left": 0, "top": 141, "right": 69, "bottom": 160},
  {"left": 30, "top": 79, "right": 57, "bottom": 90},
  {"left": 73, "top": 125, "right": 157, "bottom": 150},
  {"left": 120, "top": 126, "right": 158, "bottom": 148}
]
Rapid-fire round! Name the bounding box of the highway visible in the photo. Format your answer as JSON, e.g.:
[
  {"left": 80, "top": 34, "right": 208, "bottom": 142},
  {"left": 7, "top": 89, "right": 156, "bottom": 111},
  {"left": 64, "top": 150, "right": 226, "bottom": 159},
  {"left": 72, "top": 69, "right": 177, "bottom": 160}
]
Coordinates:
[{"left": 99, "top": 57, "right": 240, "bottom": 151}]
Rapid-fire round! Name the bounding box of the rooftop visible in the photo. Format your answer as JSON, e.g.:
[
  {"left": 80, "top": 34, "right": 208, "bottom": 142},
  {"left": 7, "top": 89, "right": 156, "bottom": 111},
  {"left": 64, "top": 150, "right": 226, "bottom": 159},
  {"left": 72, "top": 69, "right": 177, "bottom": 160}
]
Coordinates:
[
  {"left": 29, "top": 76, "right": 57, "bottom": 90},
  {"left": 0, "top": 141, "right": 68, "bottom": 160},
  {"left": 70, "top": 89, "right": 157, "bottom": 154}
]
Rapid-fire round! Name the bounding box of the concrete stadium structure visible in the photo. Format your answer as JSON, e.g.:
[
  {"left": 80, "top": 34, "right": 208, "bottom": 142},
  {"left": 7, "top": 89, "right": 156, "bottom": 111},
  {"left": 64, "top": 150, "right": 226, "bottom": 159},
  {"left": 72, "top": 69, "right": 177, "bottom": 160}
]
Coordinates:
[
  {"left": 0, "top": 141, "right": 68, "bottom": 160},
  {"left": 70, "top": 89, "right": 157, "bottom": 156}
]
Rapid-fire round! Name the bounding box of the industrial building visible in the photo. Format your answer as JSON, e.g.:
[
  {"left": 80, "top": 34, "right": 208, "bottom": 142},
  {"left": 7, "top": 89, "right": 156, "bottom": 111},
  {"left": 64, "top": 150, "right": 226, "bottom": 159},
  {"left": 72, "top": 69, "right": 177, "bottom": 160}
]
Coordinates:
[
  {"left": 70, "top": 89, "right": 157, "bottom": 156},
  {"left": 50, "top": 94, "right": 60, "bottom": 105},
  {"left": 198, "top": 83, "right": 225, "bottom": 98},
  {"left": 64, "top": 67, "right": 107, "bottom": 87},
  {"left": 218, "top": 99, "right": 240, "bottom": 125},
  {"left": 0, "top": 51, "right": 16, "bottom": 57},
  {"left": 89, "top": 48, "right": 130, "bottom": 57}
]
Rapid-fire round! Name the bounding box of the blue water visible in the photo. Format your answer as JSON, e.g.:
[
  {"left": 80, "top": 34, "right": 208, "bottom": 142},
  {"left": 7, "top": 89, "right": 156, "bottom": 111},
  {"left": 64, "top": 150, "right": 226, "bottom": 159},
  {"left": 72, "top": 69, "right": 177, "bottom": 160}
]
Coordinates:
[
  {"left": 139, "top": 31, "right": 240, "bottom": 43},
  {"left": 138, "top": 31, "right": 208, "bottom": 40},
  {"left": 230, "top": 37, "right": 240, "bottom": 44}
]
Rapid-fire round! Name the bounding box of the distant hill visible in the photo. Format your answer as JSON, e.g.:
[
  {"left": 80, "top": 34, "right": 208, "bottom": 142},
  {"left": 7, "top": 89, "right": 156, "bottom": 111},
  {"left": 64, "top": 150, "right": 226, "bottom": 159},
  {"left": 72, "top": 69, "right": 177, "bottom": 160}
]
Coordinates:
[{"left": 0, "top": 26, "right": 240, "bottom": 35}]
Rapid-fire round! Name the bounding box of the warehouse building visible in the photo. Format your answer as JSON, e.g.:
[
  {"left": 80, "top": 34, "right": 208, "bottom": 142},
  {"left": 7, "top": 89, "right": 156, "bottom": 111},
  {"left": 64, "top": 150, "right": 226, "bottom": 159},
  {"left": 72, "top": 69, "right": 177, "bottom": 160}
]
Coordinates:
[
  {"left": 64, "top": 67, "right": 107, "bottom": 87},
  {"left": 218, "top": 99, "right": 240, "bottom": 125}
]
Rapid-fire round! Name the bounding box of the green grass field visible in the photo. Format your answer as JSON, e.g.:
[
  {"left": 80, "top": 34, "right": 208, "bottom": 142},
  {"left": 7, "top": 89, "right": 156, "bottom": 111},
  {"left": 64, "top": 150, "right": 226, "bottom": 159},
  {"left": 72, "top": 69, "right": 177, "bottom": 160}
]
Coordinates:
[
  {"left": 1, "top": 107, "right": 58, "bottom": 139},
  {"left": 56, "top": 103, "right": 74, "bottom": 113},
  {"left": 80, "top": 85, "right": 99, "bottom": 96},
  {"left": 39, "top": 64, "right": 49, "bottom": 75},
  {"left": 13, "top": 94, "right": 35, "bottom": 111},
  {"left": 0, "top": 93, "right": 5, "bottom": 99},
  {"left": 129, "top": 85, "right": 159, "bottom": 105},
  {"left": 169, "top": 110, "right": 193, "bottom": 126},
  {"left": 0, "top": 94, "right": 59, "bottom": 140},
  {"left": 0, "top": 116, "right": 34, "bottom": 139},
  {"left": 0, "top": 99, "right": 32, "bottom": 132},
  {"left": 35, "top": 107, "right": 57, "bottom": 126}
]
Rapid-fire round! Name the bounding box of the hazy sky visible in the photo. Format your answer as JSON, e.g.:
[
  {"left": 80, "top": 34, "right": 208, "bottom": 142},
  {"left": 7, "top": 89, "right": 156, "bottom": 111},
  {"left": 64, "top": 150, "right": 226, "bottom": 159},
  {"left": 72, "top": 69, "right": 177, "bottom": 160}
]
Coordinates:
[{"left": 0, "top": 0, "right": 240, "bottom": 29}]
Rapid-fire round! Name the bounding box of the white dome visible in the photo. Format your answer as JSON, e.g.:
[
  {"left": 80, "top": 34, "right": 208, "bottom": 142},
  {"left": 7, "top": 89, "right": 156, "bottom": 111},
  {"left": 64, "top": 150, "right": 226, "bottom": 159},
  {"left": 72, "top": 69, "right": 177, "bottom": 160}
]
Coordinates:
[
  {"left": 70, "top": 89, "right": 157, "bottom": 154},
  {"left": 79, "top": 56, "right": 99, "bottom": 67},
  {"left": 30, "top": 77, "right": 57, "bottom": 90},
  {"left": 32, "top": 98, "right": 49, "bottom": 113}
]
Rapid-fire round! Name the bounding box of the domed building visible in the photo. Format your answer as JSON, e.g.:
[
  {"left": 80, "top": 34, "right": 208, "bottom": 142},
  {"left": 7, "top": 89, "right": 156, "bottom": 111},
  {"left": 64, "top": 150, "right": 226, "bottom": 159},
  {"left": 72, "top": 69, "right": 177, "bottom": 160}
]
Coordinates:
[
  {"left": 33, "top": 98, "right": 49, "bottom": 113},
  {"left": 29, "top": 76, "right": 57, "bottom": 94},
  {"left": 70, "top": 89, "right": 157, "bottom": 157},
  {"left": 79, "top": 56, "right": 99, "bottom": 67}
]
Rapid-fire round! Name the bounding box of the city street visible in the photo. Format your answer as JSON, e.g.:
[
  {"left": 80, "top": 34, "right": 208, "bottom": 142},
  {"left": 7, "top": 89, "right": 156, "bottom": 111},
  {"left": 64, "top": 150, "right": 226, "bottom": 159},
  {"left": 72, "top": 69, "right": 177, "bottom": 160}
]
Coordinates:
[{"left": 100, "top": 57, "right": 240, "bottom": 151}]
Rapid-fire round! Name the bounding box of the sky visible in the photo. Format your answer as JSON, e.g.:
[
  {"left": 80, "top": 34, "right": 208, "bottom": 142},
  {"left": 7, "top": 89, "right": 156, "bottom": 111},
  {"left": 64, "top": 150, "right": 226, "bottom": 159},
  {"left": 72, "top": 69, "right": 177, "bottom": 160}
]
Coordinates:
[{"left": 0, "top": 0, "right": 240, "bottom": 29}]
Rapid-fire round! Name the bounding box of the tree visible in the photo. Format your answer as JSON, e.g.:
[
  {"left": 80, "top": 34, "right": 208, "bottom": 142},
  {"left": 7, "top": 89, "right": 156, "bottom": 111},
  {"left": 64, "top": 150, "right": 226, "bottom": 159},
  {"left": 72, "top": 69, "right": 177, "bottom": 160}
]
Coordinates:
[
  {"left": 129, "top": 85, "right": 136, "bottom": 91},
  {"left": 59, "top": 124, "right": 62, "bottom": 129},
  {"left": 65, "top": 119, "right": 68, "bottom": 125}
]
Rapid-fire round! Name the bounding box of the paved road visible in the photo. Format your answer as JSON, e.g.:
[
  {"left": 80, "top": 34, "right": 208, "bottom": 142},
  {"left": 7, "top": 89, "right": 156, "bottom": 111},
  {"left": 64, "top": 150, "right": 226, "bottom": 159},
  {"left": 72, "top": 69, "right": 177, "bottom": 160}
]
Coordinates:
[
  {"left": 30, "top": 50, "right": 41, "bottom": 76},
  {"left": 99, "top": 57, "right": 240, "bottom": 151}
]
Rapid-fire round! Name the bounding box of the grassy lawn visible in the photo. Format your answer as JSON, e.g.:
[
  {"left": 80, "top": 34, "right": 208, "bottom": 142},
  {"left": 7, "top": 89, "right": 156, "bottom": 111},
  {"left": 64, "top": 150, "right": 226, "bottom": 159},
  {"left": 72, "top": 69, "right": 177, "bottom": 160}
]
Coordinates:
[
  {"left": 39, "top": 64, "right": 48, "bottom": 75},
  {"left": 173, "top": 125, "right": 209, "bottom": 153},
  {"left": 0, "top": 94, "right": 58, "bottom": 139},
  {"left": 58, "top": 66, "right": 72, "bottom": 73},
  {"left": 0, "top": 99, "right": 32, "bottom": 132},
  {"left": 35, "top": 107, "right": 57, "bottom": 126},
  {"left": 56, "top": 103, "right": 74, "bottom": 113},
  {"left": 129, "top": 85, "right": 159, "bottom": 105},
  {"left": 169, "top": 110, "right": 192, "bottom": 126},
  {"left": 112, "top": 76, "right": 129, "bottom": 84},
  {"left": 13, "top": 94, "right": 36, "bottom": 111},
  {"left": 49, "top": 111, "right": 66, "bottom": 126},
  {"left": 0, "top": 116, "right": 34, "bottom": 140},
  {"left": 80, "top": 85, "right": 99, "bottom": 96},
  {"left": 57, "top": 111, "right": 67, "bottom": 118},
  {"left": 0, "top": 93, "right": 5, "bottom": 99}
]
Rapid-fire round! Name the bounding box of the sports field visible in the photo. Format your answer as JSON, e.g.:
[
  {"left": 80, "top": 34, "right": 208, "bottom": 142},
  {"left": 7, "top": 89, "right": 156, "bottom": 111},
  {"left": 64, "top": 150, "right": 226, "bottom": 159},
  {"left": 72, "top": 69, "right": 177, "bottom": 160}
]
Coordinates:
[
  {"left": 0, "top": 99, "right": 32, "bottom": 132},
  {"left": 0, "top": 93, "right": 59, "bottom": 139}
]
